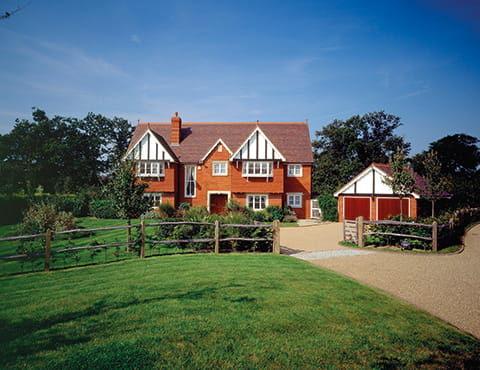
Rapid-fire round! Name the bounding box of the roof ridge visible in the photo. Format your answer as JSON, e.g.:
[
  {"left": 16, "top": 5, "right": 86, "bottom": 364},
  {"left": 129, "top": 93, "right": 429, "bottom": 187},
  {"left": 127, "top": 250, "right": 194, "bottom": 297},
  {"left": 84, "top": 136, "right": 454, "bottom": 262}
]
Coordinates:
[{"left": 138, "top": 122, "right": 307, "bottom": 126}]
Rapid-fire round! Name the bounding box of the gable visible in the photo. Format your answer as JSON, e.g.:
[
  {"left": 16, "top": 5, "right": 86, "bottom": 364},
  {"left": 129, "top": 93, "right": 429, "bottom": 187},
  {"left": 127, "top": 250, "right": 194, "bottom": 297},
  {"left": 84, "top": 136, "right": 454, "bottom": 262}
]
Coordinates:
[
  {"left": 230, "top": 127, "right": 286, "bottom": 161},
  {"left": 201, "top": 139, "right": 233, "bottom": 162},
  {"left": 125, "top": 129, "right": 176, "bottom": 162},
  {"left": 334, "top": 164, "right": 421, "bottom": 198}
]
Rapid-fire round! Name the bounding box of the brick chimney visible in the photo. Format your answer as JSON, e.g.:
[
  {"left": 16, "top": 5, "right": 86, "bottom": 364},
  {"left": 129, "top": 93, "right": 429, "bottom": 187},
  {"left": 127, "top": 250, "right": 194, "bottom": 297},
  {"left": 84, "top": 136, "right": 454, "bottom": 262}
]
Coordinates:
[{"left": 171, "top": 112, "right": 182, "bottom": 146}]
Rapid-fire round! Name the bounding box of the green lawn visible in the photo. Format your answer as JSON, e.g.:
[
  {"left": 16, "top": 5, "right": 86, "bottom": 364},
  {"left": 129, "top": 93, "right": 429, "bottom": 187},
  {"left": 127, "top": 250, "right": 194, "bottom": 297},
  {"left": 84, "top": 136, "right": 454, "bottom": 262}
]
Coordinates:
[{"left": 0, "top": 254, "right": 478, "bottom": 369}]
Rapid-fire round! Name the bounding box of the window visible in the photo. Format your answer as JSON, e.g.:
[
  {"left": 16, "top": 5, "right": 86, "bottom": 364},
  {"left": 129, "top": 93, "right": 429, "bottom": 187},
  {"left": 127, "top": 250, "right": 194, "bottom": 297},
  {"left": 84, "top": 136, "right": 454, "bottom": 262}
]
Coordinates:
[
  {"left": 213, "top": 161, "right": 228, "bottom": 176},
  {"left": 288, "top": 164, "right": 302, "bottom": 177},
  {"left": 185, "top": 165, "right": 196, "bottom": 197},
  {"left": 144, "top": 193, "right": 162, "bottom": 209},
  {"left": 247, "top": 194, "right": 268, "bottom": 211},
  {"left": 287, "top": 193, "right": 303, "bottom": 208},
  {"left": 242, "top": 161, "right": 273, "bottom": 177},
  {"left": 137, "top": 161, "right": 165, "bottom": 177}
]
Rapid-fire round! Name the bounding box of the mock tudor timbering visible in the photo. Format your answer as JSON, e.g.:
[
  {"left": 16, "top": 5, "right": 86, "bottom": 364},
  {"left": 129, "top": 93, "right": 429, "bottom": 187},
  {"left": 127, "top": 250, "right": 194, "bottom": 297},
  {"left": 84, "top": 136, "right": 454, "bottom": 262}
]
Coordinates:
[{"left": 125, "top": 113, "right": 314, "bottom": 219}]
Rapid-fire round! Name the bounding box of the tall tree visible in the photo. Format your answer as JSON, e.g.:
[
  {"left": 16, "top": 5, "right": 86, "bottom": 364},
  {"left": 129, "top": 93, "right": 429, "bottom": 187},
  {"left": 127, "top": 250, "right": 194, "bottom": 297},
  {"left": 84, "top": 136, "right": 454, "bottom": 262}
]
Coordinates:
[
  {"left": 312, "top": 111, "right": 410, "bottom": 195},
  {"left": 412, "top": 134, "right": 480, "bottom": 210},
  {"left": 0, "top": 108, "right": 134, "bottom": 193},
  {"left": 416, "top": 150, "right": 452, "bottom": 217},
  {"left": 382, "top": 150, "right": 415, "bottom": 221}
]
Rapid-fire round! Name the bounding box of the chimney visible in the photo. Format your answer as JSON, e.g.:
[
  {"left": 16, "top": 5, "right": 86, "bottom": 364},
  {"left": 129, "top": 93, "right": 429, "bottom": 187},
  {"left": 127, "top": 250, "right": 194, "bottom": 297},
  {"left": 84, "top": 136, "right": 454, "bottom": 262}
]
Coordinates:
[{"left": 171, "top": 112, "right": 182, "bottom": 146}]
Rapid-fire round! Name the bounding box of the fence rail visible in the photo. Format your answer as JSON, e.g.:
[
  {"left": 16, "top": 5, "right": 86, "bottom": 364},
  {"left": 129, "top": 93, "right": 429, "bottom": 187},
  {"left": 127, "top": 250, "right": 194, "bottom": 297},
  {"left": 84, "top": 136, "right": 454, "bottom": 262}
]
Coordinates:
[
  {"left": 343, "top": 207, "right": 480, "bottom": 252},
  {"left": 0, "top": 220, "right": 281, "bottom": 273}
]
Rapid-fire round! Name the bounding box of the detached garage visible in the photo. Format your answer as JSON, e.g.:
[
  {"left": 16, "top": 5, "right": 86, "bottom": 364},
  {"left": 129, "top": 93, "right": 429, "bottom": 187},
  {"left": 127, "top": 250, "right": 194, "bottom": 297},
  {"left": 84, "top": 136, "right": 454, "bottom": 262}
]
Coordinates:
[{"left": 334, "top": 163, "right": 422, "bottom": 222}]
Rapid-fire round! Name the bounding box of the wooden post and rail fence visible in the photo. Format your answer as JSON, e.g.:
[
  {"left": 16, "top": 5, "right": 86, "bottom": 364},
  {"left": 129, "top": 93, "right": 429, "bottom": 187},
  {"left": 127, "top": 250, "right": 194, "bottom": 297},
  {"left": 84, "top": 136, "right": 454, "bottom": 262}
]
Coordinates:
[{"left": 0, "top": 220, "right": 281, "bottom": 273}]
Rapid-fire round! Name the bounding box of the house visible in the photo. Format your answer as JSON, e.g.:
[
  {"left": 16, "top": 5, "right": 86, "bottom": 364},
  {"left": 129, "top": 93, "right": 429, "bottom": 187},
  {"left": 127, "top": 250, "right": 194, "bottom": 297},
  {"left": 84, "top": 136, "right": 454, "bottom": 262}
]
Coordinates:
[
  {"left": 334, "top": 162, "right": 429, "bottom": 222},
  {"left": 125, "top": 113, "right": 314, "bottom": 219}
]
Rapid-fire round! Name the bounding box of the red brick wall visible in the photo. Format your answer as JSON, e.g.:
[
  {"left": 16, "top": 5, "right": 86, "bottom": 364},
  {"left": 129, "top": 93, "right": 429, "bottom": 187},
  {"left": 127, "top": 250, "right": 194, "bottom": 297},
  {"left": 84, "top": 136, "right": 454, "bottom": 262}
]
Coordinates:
[
  {"left": 142, "top": 164, "right": 177, "bottom": 193},
  {"left": 284, "top": 165, "right": 311, "bottom": 219}
]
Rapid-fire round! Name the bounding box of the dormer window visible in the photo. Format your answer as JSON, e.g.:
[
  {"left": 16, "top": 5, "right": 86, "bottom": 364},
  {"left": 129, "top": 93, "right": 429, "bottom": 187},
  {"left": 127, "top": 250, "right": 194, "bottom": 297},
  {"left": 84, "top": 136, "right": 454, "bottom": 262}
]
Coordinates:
[
  {"left": 137, "top": 161, "right": 165, "bottom": 177},
  {"left": 242, "top": 161, "right": 273, "bottom": 177}
]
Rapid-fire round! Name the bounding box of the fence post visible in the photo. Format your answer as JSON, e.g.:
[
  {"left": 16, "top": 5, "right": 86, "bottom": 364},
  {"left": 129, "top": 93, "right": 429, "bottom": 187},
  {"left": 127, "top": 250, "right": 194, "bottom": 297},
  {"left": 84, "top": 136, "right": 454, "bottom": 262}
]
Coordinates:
[
  {"left": 214, "top": 220, "right": 220, "bottom": 254},
  {"left": 273, "top": 220, "right": 280, "bottom": 254},
  {"left": 140, "top": 219, "right": 146, "bottom": 259},
  {"left": 432, "top": 221, "right": 438, "bottom": 252},
  {"left": 357, "top": 216, "right": 364, "bottom": 248},
  {"left": 343, "top": 219, "right": 346, "bottom": 241},
  {"left": 45, "top": 229, "right": 52, "bottom": 272}
]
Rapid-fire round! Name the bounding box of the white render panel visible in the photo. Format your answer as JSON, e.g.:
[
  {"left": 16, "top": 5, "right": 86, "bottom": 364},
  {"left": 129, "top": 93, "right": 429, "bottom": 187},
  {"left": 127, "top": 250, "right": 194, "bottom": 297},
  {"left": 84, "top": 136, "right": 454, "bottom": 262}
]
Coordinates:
[
  {"left": 132, "top": 132, "right": 174, "bottom": 162},
  {"left": 231, "top": 128, "right": 285, "bottom": 161},
  {"left": 375, "top": 170, "right": 393, "bottom": 194},
  {"left": 339, "top": 168, "right": 395, "bottom": 195}
]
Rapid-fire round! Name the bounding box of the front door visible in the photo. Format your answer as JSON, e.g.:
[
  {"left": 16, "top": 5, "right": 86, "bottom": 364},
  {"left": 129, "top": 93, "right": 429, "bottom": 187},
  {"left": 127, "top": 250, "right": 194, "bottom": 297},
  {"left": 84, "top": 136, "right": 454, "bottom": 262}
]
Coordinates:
[{"left": 210, "top": 194, "right": 228, "bottom": 214}]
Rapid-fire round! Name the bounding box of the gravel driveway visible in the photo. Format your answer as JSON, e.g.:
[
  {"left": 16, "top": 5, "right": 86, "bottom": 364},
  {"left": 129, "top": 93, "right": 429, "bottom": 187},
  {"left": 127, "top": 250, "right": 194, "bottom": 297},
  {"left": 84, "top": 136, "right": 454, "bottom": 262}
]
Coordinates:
[{"left": 281, "top": 223, "right": 480, "bottom": 339}]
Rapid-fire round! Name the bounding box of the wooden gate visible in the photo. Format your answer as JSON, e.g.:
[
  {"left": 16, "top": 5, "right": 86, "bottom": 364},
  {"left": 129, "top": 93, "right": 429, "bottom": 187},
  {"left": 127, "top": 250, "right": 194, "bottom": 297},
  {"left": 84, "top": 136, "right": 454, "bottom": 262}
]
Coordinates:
[{"left": 343, "top": 219, "right": 358, "bottom": 244}]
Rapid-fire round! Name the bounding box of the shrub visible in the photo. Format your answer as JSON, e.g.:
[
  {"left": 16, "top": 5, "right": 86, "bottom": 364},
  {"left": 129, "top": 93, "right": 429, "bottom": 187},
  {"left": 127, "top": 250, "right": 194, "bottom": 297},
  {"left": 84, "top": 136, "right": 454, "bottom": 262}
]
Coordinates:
[
  {"left": 18, "top": 203, "right": 76, "bottom": 234},
  {"left": 283, "top": 214, "right": 298, "bottom": 223},
  {"left": 318, "top": 194, "right": 338, "bottom": 221},
  {"left": 141, "top": 211, "right": 162, "bottom": 220},
  {"left": 0, "top": 195, "right": 29, "bottom": 225},
  {"left": 158, "top": 203, "right": 176, "bottom": 218},
  {"left": 265, "top": 205, "right": 285, "bottom": 221},
  {"left": 89, "top": 199, "right": 118, "bottom": 219},
  {"left": 253, "top": 210, "right": 268, "bottom": 222},
  {"left": 182, "top": 206, "right": 210, "bottom": 222},
  {"left": 178, "top": 203, "right": 191, "bottom": 211}
]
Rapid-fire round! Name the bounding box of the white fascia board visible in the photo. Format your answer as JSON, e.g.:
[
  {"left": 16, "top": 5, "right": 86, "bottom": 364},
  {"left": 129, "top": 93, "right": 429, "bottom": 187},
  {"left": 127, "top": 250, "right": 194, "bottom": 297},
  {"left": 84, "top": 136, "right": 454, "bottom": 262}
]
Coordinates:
[
  {"left": 230, "top": 126, "right": 286, "bottom": 161},
  {"left": 200, "top": 138, "right": 233, "bottom": 162}
]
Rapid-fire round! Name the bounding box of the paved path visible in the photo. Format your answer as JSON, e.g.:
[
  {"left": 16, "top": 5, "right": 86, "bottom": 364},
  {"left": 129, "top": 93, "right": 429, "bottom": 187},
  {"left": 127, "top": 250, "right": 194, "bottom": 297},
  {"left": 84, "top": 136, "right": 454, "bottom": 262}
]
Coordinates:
[{"left": 280, "top": 223, "right": 480, "bottom": 339}]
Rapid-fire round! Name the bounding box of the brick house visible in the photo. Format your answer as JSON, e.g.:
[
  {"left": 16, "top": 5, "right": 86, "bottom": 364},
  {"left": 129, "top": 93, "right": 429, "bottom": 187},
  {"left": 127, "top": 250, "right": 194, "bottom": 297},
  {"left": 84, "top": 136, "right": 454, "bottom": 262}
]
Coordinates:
[
  {"left": 125, "top": 113, "right": 314, "bottom": 219},
  {"left": 334, "top": 162, "right": 427, "bottom": 222}
]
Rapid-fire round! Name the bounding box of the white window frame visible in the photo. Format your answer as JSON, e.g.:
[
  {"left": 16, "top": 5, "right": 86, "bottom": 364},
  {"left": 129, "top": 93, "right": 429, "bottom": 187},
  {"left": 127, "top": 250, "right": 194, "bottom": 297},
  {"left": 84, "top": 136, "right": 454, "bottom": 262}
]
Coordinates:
[
  {"left": 212, "top": 161, "right": 228, "bottom": 176},
  {"left": 144, "top": 193, "right": 162, "bottom": 210},
  {"left": 185, "top": 165, "right": 196, "bottom": 198},
  {"left": 137, "top": 161, "right": 165, "bottom": 177},
  {"left": 288, "top": 164, "right": 302, "bottom": 177},
  {"left": 287, "top": 193, "right": 303, "bottom": 208},
  {"left": 242, "top": 161, "right": 273, "bottom": 177},
  {"left": 247, "top": 194, "right": 268, "bottom": 211}
]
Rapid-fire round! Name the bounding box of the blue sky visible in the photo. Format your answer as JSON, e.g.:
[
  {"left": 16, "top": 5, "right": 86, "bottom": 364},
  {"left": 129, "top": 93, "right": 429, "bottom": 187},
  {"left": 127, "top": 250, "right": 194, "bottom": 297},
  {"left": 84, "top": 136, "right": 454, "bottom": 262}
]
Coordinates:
[{"left": 1, "top": 0, "right": 479, "bottom": 154}]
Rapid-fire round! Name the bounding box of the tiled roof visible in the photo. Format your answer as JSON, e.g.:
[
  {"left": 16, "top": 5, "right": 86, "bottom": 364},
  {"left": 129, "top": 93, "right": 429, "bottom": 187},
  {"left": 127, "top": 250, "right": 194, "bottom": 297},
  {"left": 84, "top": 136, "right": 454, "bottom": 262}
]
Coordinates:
[{"left": 127, "top": 121, "right": 314, "bottom": 163}]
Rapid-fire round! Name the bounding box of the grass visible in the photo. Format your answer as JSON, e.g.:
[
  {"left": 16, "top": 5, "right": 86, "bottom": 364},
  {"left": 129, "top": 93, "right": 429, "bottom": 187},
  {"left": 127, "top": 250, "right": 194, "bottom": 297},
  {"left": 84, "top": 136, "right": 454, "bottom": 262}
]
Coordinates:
[{"left": 0, "top": 254, "right": 478, "bottom": 368}]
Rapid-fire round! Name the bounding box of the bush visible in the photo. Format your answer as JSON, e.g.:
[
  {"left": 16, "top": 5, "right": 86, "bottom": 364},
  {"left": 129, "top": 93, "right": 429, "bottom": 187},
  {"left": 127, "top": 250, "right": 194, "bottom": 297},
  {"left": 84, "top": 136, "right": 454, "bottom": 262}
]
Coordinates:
[
  {"left": 265, "top": 205, "right": 285, "bottom": 221},
  {"left": 0, "top": 195, "right": 29, "bottom": 225},
  {"left": 89, "top": 199, "right": 118, "bottom": 219},
  {"left": 253, "top": 210, "right": 268, "bottom": 222},
  {"left": 318, "top": 194, "right": 338, "bottom": 221},
  {"left": 18, "top": 203, "right": 77, "bottom": 234},
  {"left": 158, "top": 203, "right": 176, "bottom": 218},
  {"left": 141, "top": 211, "right": 162, "bottom": 220},
  {"left": 283, "top": 214, "right": 298, "bottom": 223},
  {"left": 182, "top": 206, "right": 210, "bottom": 222}
]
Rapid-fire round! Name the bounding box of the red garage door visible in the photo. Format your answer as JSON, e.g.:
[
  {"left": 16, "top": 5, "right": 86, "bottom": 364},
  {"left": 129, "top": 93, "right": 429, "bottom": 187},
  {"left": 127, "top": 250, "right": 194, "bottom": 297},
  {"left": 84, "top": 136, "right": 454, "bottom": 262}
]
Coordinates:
[
  {"left": 344, "top": 197, "right": 370, "bottom": 221},
  {"left": 378, "top": 198, "right": 409, "bottom": 220}
]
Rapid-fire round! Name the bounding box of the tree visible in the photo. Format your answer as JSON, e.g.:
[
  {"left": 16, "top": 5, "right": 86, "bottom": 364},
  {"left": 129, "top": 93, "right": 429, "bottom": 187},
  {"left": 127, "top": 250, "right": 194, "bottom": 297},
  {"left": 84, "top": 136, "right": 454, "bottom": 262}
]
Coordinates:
[
  {"left": 0, "top": 108, "right": 134, "bottom": 194},
  {"left": 312, "top": 111, "right": 411, "bottom": 195},
  {"left": 416, "top": 150, "right": 452, "bottom": 217},
  {"left": 382, "top": 150, "right": 415, "bottom": 221},
  {"left": 412, "top": 134, "right": 480, "bottom": 210},
  {"left": 108, "top": 160, "right": 152, "bottom": 242}
]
